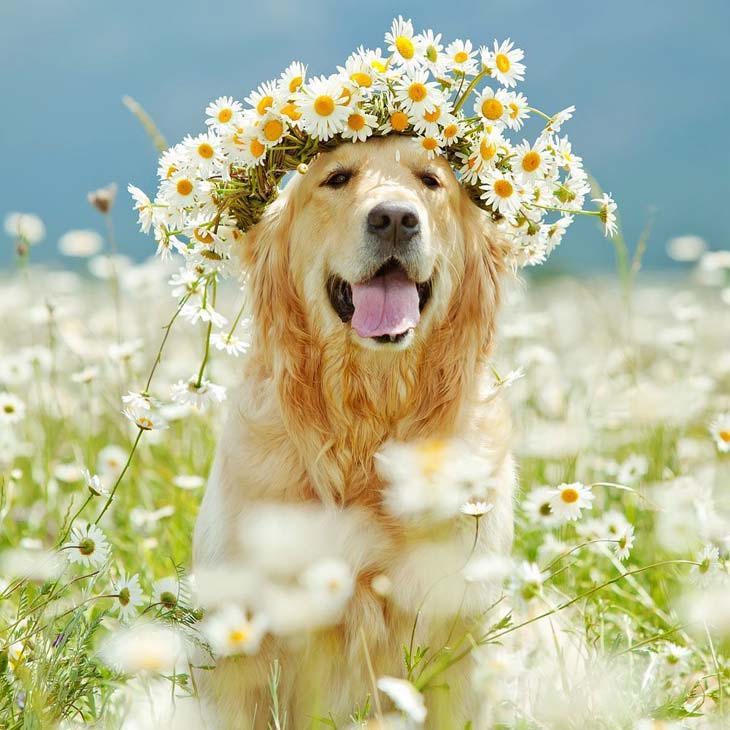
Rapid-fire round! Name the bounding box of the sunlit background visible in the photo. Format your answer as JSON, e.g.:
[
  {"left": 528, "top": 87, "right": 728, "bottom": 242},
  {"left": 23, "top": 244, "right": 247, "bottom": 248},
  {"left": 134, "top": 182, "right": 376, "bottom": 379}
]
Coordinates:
[{"left": 1, "top": 0, "right": 728, "bottom": 270}]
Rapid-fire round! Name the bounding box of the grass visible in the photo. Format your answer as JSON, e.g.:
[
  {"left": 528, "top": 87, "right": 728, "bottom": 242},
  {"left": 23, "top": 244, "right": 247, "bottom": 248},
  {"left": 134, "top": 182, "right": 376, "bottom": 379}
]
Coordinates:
[{"left": 0, "top": 224, "right": 729, "bottom": 729}]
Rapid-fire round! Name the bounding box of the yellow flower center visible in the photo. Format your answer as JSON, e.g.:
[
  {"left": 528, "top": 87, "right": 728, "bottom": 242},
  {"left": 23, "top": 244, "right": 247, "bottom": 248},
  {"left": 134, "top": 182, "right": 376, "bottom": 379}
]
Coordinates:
[
  {"left": 314, "top": 95, "right": 335, "bottom": 116},
  {"left": 79, "top": 538, "right": 95, "bottom": 556},
  {"left": 339, "top": 87, "right": 352, "bottom": 104},
  {"left": 165, "top": 165, "right": 177, "bottom": 179},
  {"left": 347, "top": 113, "right": 366, "bottom": 131},
  {"left": 416, "top": 439, "right": 447, "bottom": 475},
  {"left": 217, "top": 108, "right": 233, "bottom": 123},
  {"left": 229, "top": 628, "right": 248, "bottom": 645},
  {"left": 522, "top": 151, "right": 541, "bottom": 172},
  {"left": 481, "top": 98, "right": 504, "bottom": 121},
  {"left": 493, "top": 179, "right": 513, "bottom": 198},
  {"left": 137, "top": 416, "right": 154, "bottom": 429},
  {"left": 281, "top": 102, "right": 302, "bottom": 121},
  {"left": 176, "top": 179, "right": 193, "bottom": 196},
  {"left": 408, "top": 82, "right": 427, "bottom": 103},
  {"left": 371, "top": 59, "right": 388, "bottom": 73},
  {"left": 426, "top": 45, "right": 438, "bottom": 63},
  {"left": 197, "top": 143, "right": 214, "bottom": 160},
  {"left": 509, "top": 102, "right": 520, "bottom": 120},
  {"left": 423, "top": 106, "right": 441, "bottom": 123},
  {"left": 720, "top": 429, "right": 730, "bottom": 443},
  {"left": 194, "top": 228, "right": 214, "bottom": 245},
  {"left": 443, "top": 123, "right": 458, "bottom": 139},
  {"left": 263, "top": 119, "right": 284, "bottom": 142},
  {"left": 395, "top": 35, "right": 414, "bottom": 59},
  {"left": 495, "top": 53, "right": 511, "bottom": 72},
  {"left": 454, "top": 50, "right": 468, "bottom": 63},
  {"left": 288, "top": 76, "right": 303, "bottom": 93},
  {"left": 350, "top": 71, "right": 372, "bottom": 88},
  {"left": 256, "top": 95, "right": 274, "bottom": 116},
  {"left": 561, "top": 488, "right": 580, "bottom": 504},
  {"left": 422, "top": 137, "right": 438, "bottom": 151},
  {"left": 390, "top": 111, "right": 409, "bottom": 132},
  {"left": 250, "top": 138, "right": 265, "bottom": 158},
  {"left": 479, "top": 139, "right": 497, "bottom": 160}
]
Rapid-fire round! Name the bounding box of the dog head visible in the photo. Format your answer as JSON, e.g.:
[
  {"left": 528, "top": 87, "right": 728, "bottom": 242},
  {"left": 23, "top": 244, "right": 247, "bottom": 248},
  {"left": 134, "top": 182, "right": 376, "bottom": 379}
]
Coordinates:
[{"left": 242, "top": 135, "right": 508, "bottom": 361}]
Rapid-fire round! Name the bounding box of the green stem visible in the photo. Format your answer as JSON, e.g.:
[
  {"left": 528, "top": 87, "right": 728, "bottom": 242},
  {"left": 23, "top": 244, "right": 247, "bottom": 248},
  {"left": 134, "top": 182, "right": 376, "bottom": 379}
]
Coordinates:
[{"left": 94, "top": 429, "right": 144, "bottom": 524}]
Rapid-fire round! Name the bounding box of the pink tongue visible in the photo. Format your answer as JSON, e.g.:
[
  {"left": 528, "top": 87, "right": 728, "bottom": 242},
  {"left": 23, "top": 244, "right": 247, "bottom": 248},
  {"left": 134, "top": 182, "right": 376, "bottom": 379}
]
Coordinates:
[{"left": 351, "top": 269, "right": 420, "bottom": 338}]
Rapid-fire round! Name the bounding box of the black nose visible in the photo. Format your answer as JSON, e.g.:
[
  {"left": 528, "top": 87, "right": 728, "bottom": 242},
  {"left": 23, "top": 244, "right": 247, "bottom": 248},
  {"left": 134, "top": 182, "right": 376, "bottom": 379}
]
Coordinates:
[{"left": 366, "top": 201, "right": 420, "bottom": 246}]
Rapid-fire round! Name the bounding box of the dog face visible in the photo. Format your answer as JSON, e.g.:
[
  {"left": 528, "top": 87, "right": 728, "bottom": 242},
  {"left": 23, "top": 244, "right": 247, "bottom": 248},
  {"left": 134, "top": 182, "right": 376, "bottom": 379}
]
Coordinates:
[{"left": 245, "top": 135, "right": 505, "bottom": 357}]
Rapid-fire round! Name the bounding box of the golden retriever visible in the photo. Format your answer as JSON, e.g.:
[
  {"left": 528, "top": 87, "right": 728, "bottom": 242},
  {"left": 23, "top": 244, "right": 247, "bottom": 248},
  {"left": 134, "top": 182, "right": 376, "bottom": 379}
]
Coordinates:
[{"left": 193, "top": 135, "right": 515, "bottom": 729}]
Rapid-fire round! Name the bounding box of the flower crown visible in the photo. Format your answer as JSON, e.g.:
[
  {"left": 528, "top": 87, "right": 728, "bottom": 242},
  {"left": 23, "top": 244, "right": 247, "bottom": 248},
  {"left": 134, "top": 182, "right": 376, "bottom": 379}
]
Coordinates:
[{"left": 130, "top": 16, "right": 616, "bottom": 276}]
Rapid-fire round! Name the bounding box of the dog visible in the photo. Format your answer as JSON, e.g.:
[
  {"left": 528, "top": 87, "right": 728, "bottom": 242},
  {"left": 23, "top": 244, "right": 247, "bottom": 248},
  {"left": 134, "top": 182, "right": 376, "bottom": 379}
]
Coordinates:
[{"left": 193, "top": 134, "right": 515, "bottom": 729}]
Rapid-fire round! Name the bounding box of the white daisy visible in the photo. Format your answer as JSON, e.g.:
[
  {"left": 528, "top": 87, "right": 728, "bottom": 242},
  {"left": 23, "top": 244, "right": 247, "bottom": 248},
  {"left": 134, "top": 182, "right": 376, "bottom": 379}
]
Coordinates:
[
  {"left": 513, "top": 139, "right": 551, "bottom": 181},
  {"left": 481, "top": 171, "right": 522, "bottom": 218},
  {"left": 127, "top": 185, "right": 154, "bottom": 234},
  {"left": 341, "top": 108, "right": 378, "bottom": 142},
  {"left": 161, "top": 173, "right": 202, "bottom": 207},
  {"left": 459, "top": 500, "right": 494, "bottom": 517},
  {"left": 377, "top": 676, "right": 427, "bottom": 724},
  {"left": 548, "top": 482, "right": 594, "bottom": 522},
  {"left": 709, "top": 413, "right": 730, "bottom": 453},
  {"left": 411, "top": 97, "right": 450, "bottom": 137},
  {"left": 510, "top": 561, "right": 545, "bottom": 604},
  {"left": 98, "top": 622, "right": 187, "bottom": 674},
  {"left": 545, "top": 105, "right": 576, "bottom": 134},
  {"left": 522, "top": 486, "right": 558, "bottom": 527},
  {"left": 299, "top": 557, "right": 355, "bottom": 607},
  {"left": 593, "top": 192, "right": 618, "bottom": 237},
  {"left": 63, "top": 523, "right": 110, "bottom": 567},
  {"left": 58, "top": 229, "right": 103, "bottom": 257},
  {"left": 205, "top": 95, "right": 243, "bottom": 131},
  {"left": 395, "top": 69, "right": 441, "bottom": 117},
  {"left": 170, "top": 377, "right": 226, "bottom": 411},
  {"left": 4, "top": 212, "right": 45, "bottom": 245},
  {"left": 245, "top": 79, "right": 283, "bottom": 119},
  {"left": 416, "top": 29, "right": 445, "bottom": 74},
  {"left": 202, "top": 604, "right": 268, "bottom": 657},
  {"left": 691, "top": 544, "right": 722, "bottom": 586},
  {"left": 153, "top": 576, "right": 190, "bottom": 610},
  {"left": 97, "top": 445, "right": 127, "bottom": 478},
  {"left": 182, "top": 133, "right": 223, "bottom": 177},
  {"left": 504, "top": 91, "right": 530, "bottom": 130},
  {"left": 180, "top": 299, "right": 228, "bottom": 327},
  {"left": 544, "top": 215, "right": 574, "bottom": 254},
  {"left": 385, "top": 16, "right": 423, "bottom": 69},
  {"left": 338, "top": 49, "right": 380, "bottom": 93},
  {"left": 83, "top": 468, "right": 107, "bottom": 497},
  {"left": 297, "top": 74, "right": 350, "bottom": 141},
  {"left": 380, "top": 106, "right": 413, "bottom": 135},
  {"left": 122, "top": 407, "right": 169, "bottom": 432},
  {"left": 0, "top": 393, "right": 26, "bottom": 424},
  {"left": 113, "top": 573, "right": 145, "bottom": 621},
  {"left": 258, "top": 113, "right": 288, "bottom": 147},
  {"left": 417, "top": 134, "right": 443, "bottom": 159},
  {"left": 279, "top": 61, "right": 307, "bottom": 96},
  {"left": 445, "top": 39, "right": 478, "bottom": 76},
  {"left": 210, "top": 331, "right": 250, "bottom": 356},
  {"left": 485, "top": 39, "right": 525, "bottom": 87},
  {"left": 473, "top": 86, "right": 510, "bottom": 126}
]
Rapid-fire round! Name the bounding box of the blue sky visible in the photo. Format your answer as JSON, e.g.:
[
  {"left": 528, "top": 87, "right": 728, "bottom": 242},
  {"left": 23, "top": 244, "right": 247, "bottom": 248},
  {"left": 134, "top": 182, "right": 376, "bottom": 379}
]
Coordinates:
[{"left": 1, "top": 0, "right": 728, "bottom": 271}]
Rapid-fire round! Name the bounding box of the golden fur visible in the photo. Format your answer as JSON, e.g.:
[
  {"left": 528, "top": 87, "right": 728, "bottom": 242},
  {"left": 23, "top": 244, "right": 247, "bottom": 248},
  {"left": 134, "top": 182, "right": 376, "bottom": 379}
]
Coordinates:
[{"left": 194, "top": 136, "right": 515, "bottom": 728}]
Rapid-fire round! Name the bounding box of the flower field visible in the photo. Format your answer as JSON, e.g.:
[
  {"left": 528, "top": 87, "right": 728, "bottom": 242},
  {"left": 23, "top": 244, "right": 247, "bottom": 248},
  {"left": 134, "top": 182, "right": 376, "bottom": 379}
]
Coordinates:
[{"left": 0, "top": 215, "right": 729, "bottom": 729}]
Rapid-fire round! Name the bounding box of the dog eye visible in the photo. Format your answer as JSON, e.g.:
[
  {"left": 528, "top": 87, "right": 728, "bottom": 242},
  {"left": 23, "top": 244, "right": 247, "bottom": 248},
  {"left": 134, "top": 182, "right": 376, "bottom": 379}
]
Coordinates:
[
  {"left": 420, "top": 173, "right": 441, "bottom": 189},
  {"left": 322, "top": 170, "right": 352, "bottom": 188}
]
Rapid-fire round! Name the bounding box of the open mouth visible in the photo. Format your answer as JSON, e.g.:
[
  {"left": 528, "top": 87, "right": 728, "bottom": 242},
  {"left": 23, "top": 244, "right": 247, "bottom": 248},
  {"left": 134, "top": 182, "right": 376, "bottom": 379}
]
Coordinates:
[{"left": 327, "top": 259, "right": 432, "bottom": 344}]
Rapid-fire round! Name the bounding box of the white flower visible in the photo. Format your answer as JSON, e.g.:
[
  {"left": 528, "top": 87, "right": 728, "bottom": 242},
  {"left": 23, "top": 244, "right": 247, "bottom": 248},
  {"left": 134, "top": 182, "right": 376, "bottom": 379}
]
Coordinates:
[
  {"left": 170, "top": 377, "right": 226, "bottom": 411},
  {"left": 709, "top": 413, "right": 730, "bottom": 453},
  {"left": 445, "top": 39, "right": 478, "bottom": 76},
  {"left": 58, "top": 229, "right": 103, "bottom": 257},
  {"left": 0, "top": 392, "right": 26, "bottom": 424},
  {"left": 113, "top": 573, "right": 145, "bottom": 621},
  {"left": 205, "top": 95, "right": 243, "bottom": 131},
  {"left": 63, "top": 523, "right": 110, "bottom": 567},
  {"left": 513, "top": 139, "right": 551, "bottom": 181},
  {"left": 484, "top": 39, "right": 526, "bottom": 87},
  {"left": 548, "top": 482, "right": 595, "bottom": 522},
  {"left": 385, "top": 16, "right": 423, "bottom": 70},
  {"left": 182, "top": 132, "right": 223, "bottom": 176},
  {"left": 297, "top": 74, "right": 350, "bottom": 141},
  {"left": 180, "top": 299, "right": 228, "bottom": 328},
  {"left": 4, "top": 212, "right": 45, "bottom": 244},
  {"left": 245, "top": 79, "right": 284, "bottom": 119},
  {"left": 522, "top": 486, "right": 558, "bottom": 526},
  {"left": 690, "top": 544, "right": 722, "bottom": 586},
  {"left": 473, "top": 86, "right": 510, "bottom": 126},
  {"left": 659, "top": 642, "right": 691, "bottom": 673},
  {"left": 593, "top": 192, "right": 618, "bottom": 237},
  {"left": 210, "top": 331, "right": 250, "bottom": 356},
  {"left": 377, "top": 676, "right": 427, "bottom": 724},
  {"left": 666, "top": 235, "right": 707, "bottom": 262},
  {"left": 394, "top": 70, "right": 440, "bottom": 116},
  {"left": 172, "top": 474, "right": 205, "bottom": 490},
  {"left": 481, "top": 171, "right": 522, "bottom": 218},
  {"left": 202, "top": 604, "right": 268, "bottom": 657},
  {"left": 99, "top": 622, "right": 187, "bottom": 674},
  {"left": 83, "top": 468, "right": 107, "bottom": 497},
  {"left": 341, "top": 108, "right": 378, "bottom": 142},
  {"left": 376, "top": 437, "right": 494, "bottom": 522},
  {"left": 299, "top": 557, "right": 355, "bottom": 610},
  {"left": 510, "top": 561, "right": 544, "bottom": 604},
  {"left": 613, "top": 523, "right": 635, "bottom": 561},
  {"left": 121, "top": 391, "right": 154, "bottom": 412},
  {"left": 545, "top": 105, "right": 576, "bottom": 134},
  {"left": 71, "top": 366, "right": 99, "bottom": 384},
  {"left": 459, "top": 500, "right": 493, "bottom": 517},
  {"left": 122, "top": 407, "right": 169, "bottom": 432},
  {"left": 127, "top": 185, "right": 154, "bottom": 234},
  {"left": 279, "top": 61, "right": 307, "bottom": 95},
  {"left": 153, "top": 576, "right": 190, "bottom": 610}
]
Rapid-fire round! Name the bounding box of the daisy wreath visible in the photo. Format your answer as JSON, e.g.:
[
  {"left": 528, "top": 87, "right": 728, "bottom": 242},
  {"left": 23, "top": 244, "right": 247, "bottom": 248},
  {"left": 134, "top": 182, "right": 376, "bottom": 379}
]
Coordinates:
[{"left": 128, "top": 17, "right": 618, "bottom": 360}]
